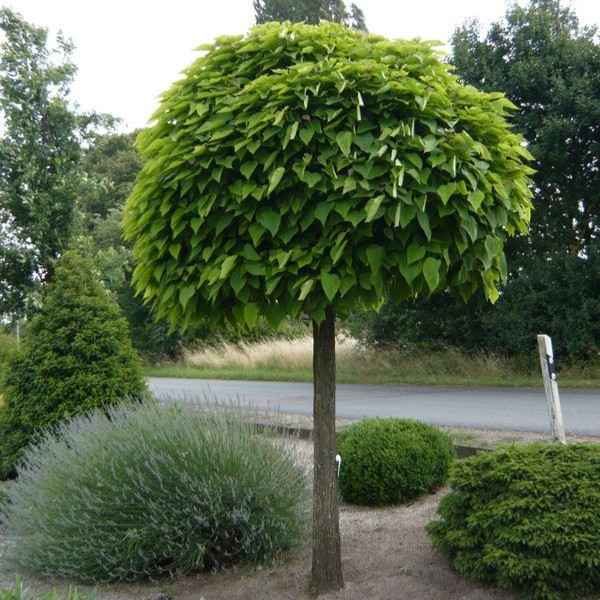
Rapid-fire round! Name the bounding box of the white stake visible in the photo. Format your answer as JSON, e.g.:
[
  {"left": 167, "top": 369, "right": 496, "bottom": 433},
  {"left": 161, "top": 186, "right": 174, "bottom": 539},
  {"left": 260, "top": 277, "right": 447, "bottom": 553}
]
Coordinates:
[{"left": 537, "top": 334, "right": 566, "bottom": 444}]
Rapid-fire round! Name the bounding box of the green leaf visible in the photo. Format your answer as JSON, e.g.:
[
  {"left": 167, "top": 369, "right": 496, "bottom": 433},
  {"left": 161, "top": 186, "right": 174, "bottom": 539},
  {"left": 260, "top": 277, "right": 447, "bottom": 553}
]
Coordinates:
[
  {"left": 220, "top": 255, "right": 237, "bottom": 279},
  {"left": 437, "top": 183, "right": 456, "bottom": 206},
  {"left": 190, "top": 218, "right": 202, "bottom": 234},
  {"left": 258, "top": 209, "right": 281, "bottom": 236},
  {"left": 354, "top": 132, "right": 376, "bottom": 152},
  {"left": 339, "top": 273, "right": 356, "bottom": 296},
  {"left": 336, "top": 131, "right": 353, "bottom": 156},
  {"left": 407, "top": 242, "right": 426, "bottom": 265},
  {"left": 299, "top": 125, "right": 315, "bottom": 145},
  {"left": 342, "top": 177, "right": 357, "bottom": 194},
  {"left": 484, "top": 236, "right": 502, "bottom": 258},
  {"left": 303, "top": 171, "right": 322, "bottom": 188},
  {"left": 417, "top": 210, "right": 432, "bottom": 240},
  {"left": 240, "top": 160, "right": 258, "bottom": 179},
  {"left": 421, "top": 134, "right": 439, "bottom": 153},
  {"left": 298, "top": 279, "right": 314, "bottom": 301},
  {"left": 468, "top": 189, "right": 486, "bottom": 211},
  {"left": 230, "top": 270, "right": 246, "bottom": 295},
  {"left": 423, "top": 257, "right": 441, "bottom": 291},
  {"left": 462, "top": 217, "right": 479, "bottom": 242},
  {"left": 399, "top": 259, "right": 422, "bottom": 284},
  {"left": 179, "top": 285, "right": 195, "bottom": 309},
  {"left": 399, "top": 204, "right": 417, "bottom": 228},
  {"left": 289, "top": 121, "right": 299, "bottom": 140},
  {"left": 168, "top": 243, "right": 181, "bottom": 259},
  {"left": 330, "top": 237, "right": 348, "bottom": 265},
  {"left": 321, "top": 272, "right": 340, "bottom": 301},
  {"left": 267, "top": 167, "right": 285, "bottom": 194},
  {"left": 248, "top": 223, "right": 265, "bottom": 245},
  {"left": 315, "top": 202, "right": 333, "bottom": 226},
  {"left": 366, "top": 245, "right": 385, "bottom": 273},
  {"left": 266, "top": 274, "right": 282, "bottom": 295},
  {"left": 365, "top": 194, "right": 385, "bottom": 222},
  {"left": 153, "top": 263, "right": 165, "bottom": 281},
  {"left": 244, "top": 303, "right": 260, "bottom": 327},
  {"left": 404, "top": 153, "right": 423, "bottom": 169}
]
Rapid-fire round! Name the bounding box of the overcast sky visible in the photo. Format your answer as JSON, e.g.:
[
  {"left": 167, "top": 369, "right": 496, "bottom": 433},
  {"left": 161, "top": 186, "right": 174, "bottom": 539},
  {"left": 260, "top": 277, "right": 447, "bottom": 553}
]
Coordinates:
[{"left": 4, "top": 0, "right": 600, "bottom": 131}]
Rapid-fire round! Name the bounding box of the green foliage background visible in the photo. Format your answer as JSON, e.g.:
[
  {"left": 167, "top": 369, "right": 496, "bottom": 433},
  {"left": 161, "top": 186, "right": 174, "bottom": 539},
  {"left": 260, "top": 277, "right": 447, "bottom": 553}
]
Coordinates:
[
  {"left": 0, "top": 8, "right": 111, "bottom": 317},
  {"left": 254, "top": 0, "right": 367, "bottom": 32},
  {"left": 354, "top": 247, "right": 600, "bottom": 362}
]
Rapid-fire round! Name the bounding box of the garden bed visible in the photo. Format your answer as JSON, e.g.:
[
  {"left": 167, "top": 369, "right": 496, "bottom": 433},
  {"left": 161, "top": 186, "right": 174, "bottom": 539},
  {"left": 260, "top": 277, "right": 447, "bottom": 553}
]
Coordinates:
[
  {"left": 1, "top": 419, "right": 597, "bottom": 600},
  {"left": 0, "top": 436, "right": 521, "bottom": 600}
]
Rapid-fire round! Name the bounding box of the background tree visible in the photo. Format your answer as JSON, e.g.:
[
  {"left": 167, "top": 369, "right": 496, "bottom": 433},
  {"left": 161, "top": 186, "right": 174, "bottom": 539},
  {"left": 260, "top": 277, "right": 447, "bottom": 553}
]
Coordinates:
[
  {"left": 0, "top": 8, "right": 110, "bottom": 317},
  {"left": 0, "top": 251, "right": 146, "bottom": 479},
  {"left": 123, "top": 22, "right": 533, "bottom": 592},
  {"left": 78, "top": 131, "right": 142, "bottom": 232},
  {"left": 254, "top": 0, "right": 367, "bottom": 31},
  {"left": 452, "top": 0, "right": 599, "bottom": 260},
  {"left": 74, "top": 131, "right": 192, "bottom": 360}
]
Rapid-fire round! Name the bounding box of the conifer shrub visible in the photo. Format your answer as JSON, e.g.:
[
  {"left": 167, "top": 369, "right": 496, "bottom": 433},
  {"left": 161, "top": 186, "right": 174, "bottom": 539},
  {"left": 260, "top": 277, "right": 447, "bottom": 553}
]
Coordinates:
[
  {"left": 1, "top": 401, "right": 309, "bottom": 582},
  {"left": 427, "top": 443, "right": 600, "bottom": 600},
  {"left": 0, "top": 252, "right": 146, "bottom": 478},
  {"left": 0, "top": 330, "right": 17, "bottom": 383},
  {"left": 336, "top": 418, "right": 455, "bottom": 506}
]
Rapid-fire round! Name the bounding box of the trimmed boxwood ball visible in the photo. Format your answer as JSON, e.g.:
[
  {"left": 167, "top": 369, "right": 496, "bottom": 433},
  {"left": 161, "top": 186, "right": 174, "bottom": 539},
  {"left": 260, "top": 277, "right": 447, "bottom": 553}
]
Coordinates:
[
  {"left": 427, "top": 443, "right": 600, "bottom": 600},
  {"left": 336, "top": 418, "right": 455, "bottom": 506}
]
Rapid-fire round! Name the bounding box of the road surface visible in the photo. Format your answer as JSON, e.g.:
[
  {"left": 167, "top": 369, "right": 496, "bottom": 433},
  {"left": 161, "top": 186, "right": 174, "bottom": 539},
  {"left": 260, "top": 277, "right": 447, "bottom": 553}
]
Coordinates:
[{"left": 148, "top": 377, "right": 600, "bottom": 436}]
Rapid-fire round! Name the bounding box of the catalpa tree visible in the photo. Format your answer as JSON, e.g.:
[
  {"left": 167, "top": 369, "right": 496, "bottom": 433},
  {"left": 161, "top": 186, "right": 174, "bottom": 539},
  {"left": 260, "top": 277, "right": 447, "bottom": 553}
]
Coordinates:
[{"left": 123, "top": 22, "right": 533, "bottom": 594}]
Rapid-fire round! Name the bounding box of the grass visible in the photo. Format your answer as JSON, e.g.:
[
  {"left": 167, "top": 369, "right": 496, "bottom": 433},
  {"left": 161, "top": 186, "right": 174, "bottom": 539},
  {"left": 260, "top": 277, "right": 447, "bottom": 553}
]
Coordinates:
[
  {"left": 0, "top": 578, "right": 95, "bottom": 600},
  {"left": 145, "top": 336, "right": 600, "bottom": 389}
]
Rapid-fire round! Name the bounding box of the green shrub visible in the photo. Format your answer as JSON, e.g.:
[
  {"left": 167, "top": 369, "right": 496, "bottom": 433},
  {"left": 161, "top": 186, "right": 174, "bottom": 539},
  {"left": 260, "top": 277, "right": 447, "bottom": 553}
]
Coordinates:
[
  {"left": 0, "top": 329, "right": 18, "bottom": 384},
  {"left": 427, "top": 443, "right": 600, "bottom": 600},
  {"left": 1, "top": 401, "right": 309, "bottom": 582},
  {"left": 336, "top": 418, "right": 455, "bottom": 506},
  {"left": 0, "top": 252, "right": 146, "bottom": 478},
  {"left": 0, "top": 577, "right": 96, "bottom": 600}
]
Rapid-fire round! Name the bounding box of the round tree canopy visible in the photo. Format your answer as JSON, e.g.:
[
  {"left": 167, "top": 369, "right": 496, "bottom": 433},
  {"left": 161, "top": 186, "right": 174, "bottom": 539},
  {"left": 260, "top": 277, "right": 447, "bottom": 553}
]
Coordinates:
[{"left": 123, "top": 22, "right": 533, "bottom": 330}]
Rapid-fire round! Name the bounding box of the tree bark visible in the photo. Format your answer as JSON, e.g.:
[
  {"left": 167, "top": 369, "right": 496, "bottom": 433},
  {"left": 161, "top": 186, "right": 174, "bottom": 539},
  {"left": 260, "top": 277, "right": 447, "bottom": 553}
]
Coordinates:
[{"left": 310, "top": 305, "right": 344, "bottom": 594}]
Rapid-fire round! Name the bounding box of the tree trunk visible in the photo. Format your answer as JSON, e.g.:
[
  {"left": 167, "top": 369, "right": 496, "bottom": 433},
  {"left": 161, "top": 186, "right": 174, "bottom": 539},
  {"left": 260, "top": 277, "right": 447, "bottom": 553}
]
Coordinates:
[{"left": 310, "top": 305, "right": 344, "bottom": 594}]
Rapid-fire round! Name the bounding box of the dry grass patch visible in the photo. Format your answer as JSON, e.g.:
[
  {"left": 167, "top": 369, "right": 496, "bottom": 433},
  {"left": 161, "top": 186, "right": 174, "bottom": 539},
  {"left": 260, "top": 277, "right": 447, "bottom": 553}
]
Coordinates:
[
  {"left": 184, "top": 336, "right": 358, "bottom": 373},
  {"left": 183, "top": 336, "right": 529, "bottom": 385}
]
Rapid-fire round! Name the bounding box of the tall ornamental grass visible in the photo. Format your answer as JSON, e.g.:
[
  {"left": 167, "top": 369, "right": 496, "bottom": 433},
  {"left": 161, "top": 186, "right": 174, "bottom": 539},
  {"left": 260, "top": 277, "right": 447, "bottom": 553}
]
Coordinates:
[{"left": 1, "top": 402, "right": 309, "bottom": 582}]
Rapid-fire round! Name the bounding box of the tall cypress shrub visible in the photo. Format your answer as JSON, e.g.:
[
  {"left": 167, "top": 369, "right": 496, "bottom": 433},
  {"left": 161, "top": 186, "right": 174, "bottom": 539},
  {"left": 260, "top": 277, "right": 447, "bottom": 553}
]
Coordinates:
[{"left": 0, "top": 252, "right": 146, "bottom": 478}]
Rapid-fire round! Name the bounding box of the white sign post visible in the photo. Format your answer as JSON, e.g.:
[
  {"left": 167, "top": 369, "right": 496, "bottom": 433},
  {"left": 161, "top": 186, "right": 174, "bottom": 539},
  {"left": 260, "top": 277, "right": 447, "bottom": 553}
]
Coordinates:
[{"left": 537, "top": 334, "right": 566, "bottom": 444}]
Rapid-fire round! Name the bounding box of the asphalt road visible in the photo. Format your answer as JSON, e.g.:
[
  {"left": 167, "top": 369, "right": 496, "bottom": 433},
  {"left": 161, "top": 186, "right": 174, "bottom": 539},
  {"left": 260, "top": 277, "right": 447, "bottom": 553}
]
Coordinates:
[{"left": 148, "top": 377, "right": 600, "bottom": 436}]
